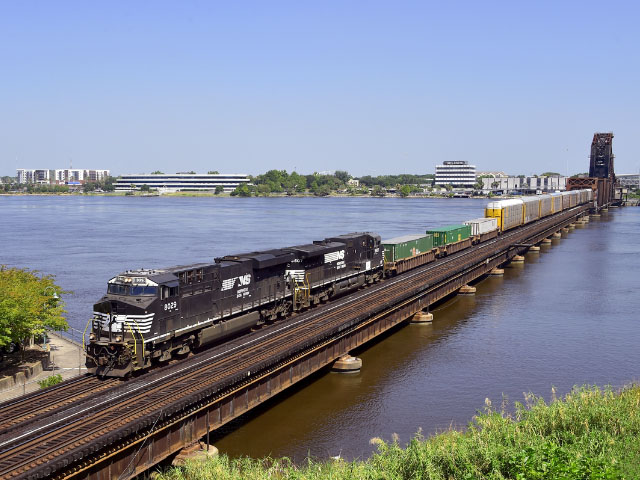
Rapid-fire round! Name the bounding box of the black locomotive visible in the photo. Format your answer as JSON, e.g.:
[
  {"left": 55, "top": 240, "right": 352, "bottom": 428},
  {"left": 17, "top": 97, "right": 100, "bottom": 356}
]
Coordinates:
[{"left": 86, "top": 232, "right": 383, "bottom": 377}]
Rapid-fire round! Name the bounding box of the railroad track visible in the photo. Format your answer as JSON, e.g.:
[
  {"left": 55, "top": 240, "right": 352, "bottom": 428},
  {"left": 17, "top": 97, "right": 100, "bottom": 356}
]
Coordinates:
[
  {"left": 0, "top": 376, "right": 119, "bottom": 436},
  {"left": 0, "top": 207, "right": 585, "bottom": 479}
]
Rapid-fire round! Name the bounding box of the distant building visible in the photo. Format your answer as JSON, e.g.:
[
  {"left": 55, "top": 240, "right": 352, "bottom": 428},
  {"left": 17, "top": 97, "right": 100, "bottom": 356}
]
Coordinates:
[
  {"left": 617, "top": 174, "right": 640, "bottom": 189},
  {"left": 481, "top": 176, "right": 567, "bottom": 194},
  {"left": 113, "top": 173, "right": 251, "bottom": 193},
  {"left": 434, "top": 161, "right": 476, "bottom": 187},
  {"left": 347, "top": 179, "right": 360, "bottom": 187},
  {"left": 17, "top": 169, "right": 110, "bottom": 184}
]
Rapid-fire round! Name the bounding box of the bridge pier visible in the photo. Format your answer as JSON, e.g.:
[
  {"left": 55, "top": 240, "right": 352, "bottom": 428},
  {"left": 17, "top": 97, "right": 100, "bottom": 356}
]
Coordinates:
[
  {"left": 458, "top": 285, "right": 476, "bottom": 295},
  {"left": 528, "top": 245, "right": 540, "bottom": 253},
  {"left": 332, "top": 355, "right": 362, "bottom": 373},
  {"left": 552, "top": 232, "right": 562, "bottom": 238},
  {"left": 489, "top": 267, "right": 504, "bottom": 276},
  {"left": 172, "top": 442, "right": 218, "bottom": 467},
  {"left": 541, "top": 238, "right": 552, "bottom": 244},
  {"left": 511, "top": 255, "right": 524, "bottom": 264},
  {"left": 411, "top": 311, "right": 434, "bottom": 323}
]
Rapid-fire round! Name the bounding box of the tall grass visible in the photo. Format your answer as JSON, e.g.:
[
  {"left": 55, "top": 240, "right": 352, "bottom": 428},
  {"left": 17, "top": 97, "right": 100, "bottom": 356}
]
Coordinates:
[{"left": 156, "top": 384, "right": 640, "bottom": 479}]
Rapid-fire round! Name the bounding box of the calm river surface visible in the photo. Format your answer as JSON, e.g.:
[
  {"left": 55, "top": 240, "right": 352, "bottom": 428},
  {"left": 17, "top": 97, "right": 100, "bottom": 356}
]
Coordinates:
[{"left": 1, "top": 196, "right": 638, "bottom": 460}]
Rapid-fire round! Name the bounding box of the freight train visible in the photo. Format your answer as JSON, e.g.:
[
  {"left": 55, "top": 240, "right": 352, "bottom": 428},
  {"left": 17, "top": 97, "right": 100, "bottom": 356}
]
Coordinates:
[{"left": 86, "top": 190, "right": 592, "bottom": 378}]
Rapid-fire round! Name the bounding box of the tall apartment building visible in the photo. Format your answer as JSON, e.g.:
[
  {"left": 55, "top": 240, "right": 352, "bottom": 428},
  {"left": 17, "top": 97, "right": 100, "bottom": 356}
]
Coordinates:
[
  {"left": 16, "top": 169, "right": 110, "bottom": 184},
  {"left": 434, "top": 161, "right": 477, "bottom": 187}
]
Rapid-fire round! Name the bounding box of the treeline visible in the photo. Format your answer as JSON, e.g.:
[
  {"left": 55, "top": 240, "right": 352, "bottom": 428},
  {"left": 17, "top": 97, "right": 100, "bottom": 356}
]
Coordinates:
[
  {"left": 231, "top": 170, "right": 434, "bottom": 197},
  {"left": 358, "top": 174, "right": 434, "bottom": 187}
]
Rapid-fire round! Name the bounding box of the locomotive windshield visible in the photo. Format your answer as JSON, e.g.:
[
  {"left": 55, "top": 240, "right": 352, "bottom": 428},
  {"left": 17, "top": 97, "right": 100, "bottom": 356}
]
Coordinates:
[{"left": 107, "top": 284, "right": 157, "bottom": 296}]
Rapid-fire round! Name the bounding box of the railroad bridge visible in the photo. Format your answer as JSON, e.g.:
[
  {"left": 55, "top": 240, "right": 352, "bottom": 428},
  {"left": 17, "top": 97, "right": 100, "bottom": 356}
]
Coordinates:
[
  {"left": 0, "top": 132, "right": 621, "bottom": 479},
  {"left": 0, "top": 203, "right": 593, "bottom": 480}
]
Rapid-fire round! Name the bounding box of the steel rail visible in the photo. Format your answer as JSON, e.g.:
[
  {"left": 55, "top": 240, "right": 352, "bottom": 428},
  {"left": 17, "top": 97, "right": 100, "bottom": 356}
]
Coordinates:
[{"left": 0, "top": 377, "right": 119, "bottom": 435}]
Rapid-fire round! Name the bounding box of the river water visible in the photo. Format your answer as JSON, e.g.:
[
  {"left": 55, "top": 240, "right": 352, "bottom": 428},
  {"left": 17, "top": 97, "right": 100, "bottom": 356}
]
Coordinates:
[{"left": 1, "top": 196, "right": 638, "bottom": 461}]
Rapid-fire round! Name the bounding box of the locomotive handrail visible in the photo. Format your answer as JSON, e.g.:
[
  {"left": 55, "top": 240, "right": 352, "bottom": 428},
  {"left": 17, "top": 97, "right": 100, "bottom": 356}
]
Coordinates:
[
  {"left": 125, "top": 317, "right": 145, "bottom": 358},
  {"left": 82, "top": 318, "right": 92, "bottom": 350}
]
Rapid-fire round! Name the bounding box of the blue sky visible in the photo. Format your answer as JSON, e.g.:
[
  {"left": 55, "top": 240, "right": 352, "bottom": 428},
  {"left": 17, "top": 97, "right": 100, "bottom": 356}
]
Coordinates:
[{"left": 1, "top": 1, "right": 638, "bottom": 177}]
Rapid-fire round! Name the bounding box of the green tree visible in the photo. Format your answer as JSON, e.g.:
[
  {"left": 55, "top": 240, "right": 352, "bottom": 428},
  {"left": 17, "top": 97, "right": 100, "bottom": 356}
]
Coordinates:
[
  {"left": 214, "top": 185, "right": 224, "bottom": 194},
  {"left": 231, "top": 184, "right": 252, "bottom": 197},
  {"left": 140, "top": 184, "right": 151, "bottom": 192},
  {"left": 541, "top": 171, "right": 561, "bottom": 176},
  {"left": 0, "top": 266, "right": 68, "bottom": 358},
  {"left": 151, "top": 171, "right": 164, "bottom": 175},
  {"left": 314, "top": 184, "right": 332, "bottom": 196},
  {"left": 208, "top": 171, "right": 219, "bottom": 175},
  {"left": 399, "top": 185, "right": 413, "bottom": 197},
  {"left": 256, "top": 184, "right": 271, "bottom": 196},
  {"left": 284, "top": 171, "right": 306, "bottom": 194},
  {"left": 334, "top": 170, "right": 351, "bottom": 183},
  {"left": 101, "top": 176, "right": 116, "bottom": 192},
  {"left": 371, "top": 185, "right": 385, "bottom": 197},
  {"left": 83, "top": 182, "right": 96, "bottom": 193}
]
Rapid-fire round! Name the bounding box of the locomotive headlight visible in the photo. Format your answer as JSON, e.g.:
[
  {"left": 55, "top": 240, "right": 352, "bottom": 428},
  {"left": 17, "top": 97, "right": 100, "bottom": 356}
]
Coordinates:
[
  {"left": 89, "top": 333, "right": 96, "bottom": 341},
  {"left": 115, "top": 335, "right": 123, "bottom": 342}
]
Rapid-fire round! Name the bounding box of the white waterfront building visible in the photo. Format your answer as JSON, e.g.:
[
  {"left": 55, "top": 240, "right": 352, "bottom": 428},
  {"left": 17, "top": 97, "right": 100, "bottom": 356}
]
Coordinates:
[
  {"left": 434, "top": 161, "right": 477, "bottom": 187},
  {"left": 113, "top": 173, "right": 251, "bottom": 193}
]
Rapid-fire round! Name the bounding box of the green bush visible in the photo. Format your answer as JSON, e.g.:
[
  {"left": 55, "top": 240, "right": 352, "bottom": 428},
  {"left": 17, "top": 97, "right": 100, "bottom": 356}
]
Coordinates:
[
  {"left": 38, "top": 374, "right": 63, "bottom": 389},
  {"left": 156, "top": 385, "right": 640, "bottom": 479}
]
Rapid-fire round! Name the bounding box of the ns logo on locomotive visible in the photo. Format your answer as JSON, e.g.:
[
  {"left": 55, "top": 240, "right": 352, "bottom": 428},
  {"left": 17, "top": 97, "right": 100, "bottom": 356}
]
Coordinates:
[{"left": 86, "top": 233, "right": 384, "bottom": 377}]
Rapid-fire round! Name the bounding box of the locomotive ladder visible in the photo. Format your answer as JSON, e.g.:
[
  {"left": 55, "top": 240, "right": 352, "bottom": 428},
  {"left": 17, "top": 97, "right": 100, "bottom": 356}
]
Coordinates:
[{"left": 291, "top": 272, "right": 311, "bottom": 308}]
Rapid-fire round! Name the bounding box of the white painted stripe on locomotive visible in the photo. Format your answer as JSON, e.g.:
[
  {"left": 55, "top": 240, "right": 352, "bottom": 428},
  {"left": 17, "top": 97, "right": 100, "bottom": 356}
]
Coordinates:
[{"left": 285, "top": 269, "right": 305, "bottom": 281}]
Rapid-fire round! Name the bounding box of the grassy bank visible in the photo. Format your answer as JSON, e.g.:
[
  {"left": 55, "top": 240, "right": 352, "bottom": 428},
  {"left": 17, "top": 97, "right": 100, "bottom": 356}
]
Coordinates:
[{"left": 157, "top": 385, "right": 640, "bottom": 479}]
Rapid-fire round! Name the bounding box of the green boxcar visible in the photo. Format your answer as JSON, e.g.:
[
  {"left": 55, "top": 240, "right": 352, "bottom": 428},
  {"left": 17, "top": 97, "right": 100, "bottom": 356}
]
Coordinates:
[
  {"left": 426, "top": 225, "right": 471, "bottom": 247},
  {"left": 382, "top": 234, "right": 434, "bottom": 262}
]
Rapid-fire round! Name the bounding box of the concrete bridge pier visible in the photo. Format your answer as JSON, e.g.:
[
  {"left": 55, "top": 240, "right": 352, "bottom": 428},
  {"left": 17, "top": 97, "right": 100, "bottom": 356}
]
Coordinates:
[
  {"left": 411, "top": 311, "right": 434, "bottom": 323},
  {"left": 541, "top": 238, "right": 552, "bottom": 245},
  {"left": 458, "top": 285, "right": 476, "bottom": 295},
  {"left": 552, "top": 232, "right": 562, "bottom": 238},
  {"left": 332, "top": 355, "right": 362, "bottom": 373},
  {"left": 528, "top": 245, "right": 540, "bottom": 253},
  {"left": 511, "top": 255, "right": 525, "bottom": 264},
  {"left": 489, "top": 267, "right": 504, "bottom": 276},
  {"left": 172, "top": 442, "right": 218, "bottom": 467}
]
